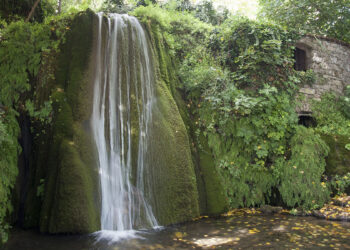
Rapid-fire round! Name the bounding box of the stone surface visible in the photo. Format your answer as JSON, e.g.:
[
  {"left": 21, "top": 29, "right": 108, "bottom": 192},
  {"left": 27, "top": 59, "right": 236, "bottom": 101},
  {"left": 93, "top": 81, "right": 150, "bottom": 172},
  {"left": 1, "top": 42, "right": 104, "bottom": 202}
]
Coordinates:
[
  {"left": 296, "top": 36, "right": 350, "bottom": 113},
  {"left": 259, "top": 205, "right": 283, "bottom": 214},
  {"left": 313, "top": 196, "right": 350, "bottom": 221},
  {"left": 38, "top": 10, "right": 100, "bottom": 234}
]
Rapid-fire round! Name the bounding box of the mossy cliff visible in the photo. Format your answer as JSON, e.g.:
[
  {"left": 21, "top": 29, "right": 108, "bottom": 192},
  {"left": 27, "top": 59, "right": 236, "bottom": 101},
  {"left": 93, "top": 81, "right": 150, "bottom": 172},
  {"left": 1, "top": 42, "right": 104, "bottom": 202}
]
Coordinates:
[
  {"left": 22, "top": 10, "right": 100, "bottom": 233},
  {"left": 146, "top": 80, "right": 200, "bottom": 224},
  {"left": 142, "top": 18, "right": 228, "bottom": 216},
  {"left": 40, "top": 10, "right": 100, "bottom": 233},
  {"left": 129, "top": 19, "right": 201, "bottom": 225},
  {"left": 18, "top": 9, "right": 230, "bottom": 233},
  {"left": 87, "top": 12, "right": 200, "bottom": 226}
]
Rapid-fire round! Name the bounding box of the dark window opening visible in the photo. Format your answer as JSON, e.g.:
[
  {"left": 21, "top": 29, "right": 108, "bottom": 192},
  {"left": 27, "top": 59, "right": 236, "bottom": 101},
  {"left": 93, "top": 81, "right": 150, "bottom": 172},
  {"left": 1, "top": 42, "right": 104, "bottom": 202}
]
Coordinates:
[
  {"left": 298, "top": 115, "right": 316, "bottom": 128},
  {"left": 294, "top": 48, "right": 307, "bottom": 71}
]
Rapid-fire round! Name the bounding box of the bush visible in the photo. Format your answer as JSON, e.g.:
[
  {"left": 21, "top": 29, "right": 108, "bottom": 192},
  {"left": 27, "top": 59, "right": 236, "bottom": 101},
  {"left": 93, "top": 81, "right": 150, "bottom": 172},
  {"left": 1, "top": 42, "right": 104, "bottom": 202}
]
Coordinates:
[
  {"left": 312, "top": 92, "right": 350, "bottom": 137},
  {"left": 276, "top": 126, "right": 330, "bottom": 209}
]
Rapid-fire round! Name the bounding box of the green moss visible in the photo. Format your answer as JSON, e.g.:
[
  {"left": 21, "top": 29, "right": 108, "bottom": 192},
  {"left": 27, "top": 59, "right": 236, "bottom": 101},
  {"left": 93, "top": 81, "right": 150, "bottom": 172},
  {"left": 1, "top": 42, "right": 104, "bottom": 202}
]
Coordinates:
[
  {"left": 196, "top": 134, "right": 228, "bottom": 214},
  {"left": 24, "top": 9, "right": 226, "bottom": 233},
  {"left": 48, "top": 137, "right": 98, "bottom": 233},
  {"left": 173, "top": 88, "right": 228, "bottom": 215},
  {"left": 57, "top": 10, "right": 95, "bottom": 122},
  {"left": 322, "top": 134, "right": 350, "bottom": 176},
  {"left": 35, "top": 10, "right": 99, "bottom": 233},
  {"left": 145, "top": 21, "right": 177, "bottom": 95},
  {"left": 146, "top": 80, "right": 199, "bottom": 225},
  {"left": 177, "top": 94, "right": 208, "bottom": 214},
  {"left": 143, "top": 18, "right": 228, "bottom": 218}
]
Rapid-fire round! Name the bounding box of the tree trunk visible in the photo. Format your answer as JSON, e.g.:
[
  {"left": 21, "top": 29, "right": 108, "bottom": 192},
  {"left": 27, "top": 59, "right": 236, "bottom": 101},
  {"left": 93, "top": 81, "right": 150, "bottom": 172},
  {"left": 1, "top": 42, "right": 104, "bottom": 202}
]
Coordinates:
[
  {"left": 26, "top": 0, "right": 41, "bottom": 22},
  {"left": 58, "top": 0, "right": 62, "bottom": 14}
]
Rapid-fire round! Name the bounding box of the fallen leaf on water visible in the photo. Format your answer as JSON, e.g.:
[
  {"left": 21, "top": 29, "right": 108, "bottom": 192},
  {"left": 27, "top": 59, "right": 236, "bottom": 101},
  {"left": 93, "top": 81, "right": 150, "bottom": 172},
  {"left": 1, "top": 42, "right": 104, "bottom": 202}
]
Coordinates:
[{"left": 174, "top": 232, "right": 183, "bottom": 238}]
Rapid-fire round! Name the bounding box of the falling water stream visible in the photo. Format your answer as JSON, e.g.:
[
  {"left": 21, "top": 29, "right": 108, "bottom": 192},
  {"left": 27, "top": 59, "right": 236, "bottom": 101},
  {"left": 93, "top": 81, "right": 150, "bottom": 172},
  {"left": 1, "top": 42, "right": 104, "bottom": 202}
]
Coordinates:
[{"left": 90, "top": 13, "right": 158, "bottom": 239}]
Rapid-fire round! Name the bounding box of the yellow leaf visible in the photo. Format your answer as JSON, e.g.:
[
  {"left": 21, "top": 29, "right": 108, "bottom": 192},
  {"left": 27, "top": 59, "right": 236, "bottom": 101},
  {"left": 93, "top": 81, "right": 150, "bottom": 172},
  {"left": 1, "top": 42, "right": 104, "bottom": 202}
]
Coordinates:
[{"left": 174, "top": 232, "right": 183, "bottom": 238}]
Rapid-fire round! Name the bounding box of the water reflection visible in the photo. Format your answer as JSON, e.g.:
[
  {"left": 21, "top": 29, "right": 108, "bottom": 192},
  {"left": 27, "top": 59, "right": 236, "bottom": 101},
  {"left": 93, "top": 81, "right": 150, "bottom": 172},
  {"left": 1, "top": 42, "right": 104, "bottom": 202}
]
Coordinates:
[{"left": 5, "top": 214, "right": 350, "bottom": 249}]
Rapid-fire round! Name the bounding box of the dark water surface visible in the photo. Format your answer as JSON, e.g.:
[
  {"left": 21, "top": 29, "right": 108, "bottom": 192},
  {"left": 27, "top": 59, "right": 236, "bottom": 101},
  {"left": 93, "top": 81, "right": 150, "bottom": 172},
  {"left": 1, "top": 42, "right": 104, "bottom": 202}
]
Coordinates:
[{"left": 4, "top": 214, "right": 350, "bottom": 249}]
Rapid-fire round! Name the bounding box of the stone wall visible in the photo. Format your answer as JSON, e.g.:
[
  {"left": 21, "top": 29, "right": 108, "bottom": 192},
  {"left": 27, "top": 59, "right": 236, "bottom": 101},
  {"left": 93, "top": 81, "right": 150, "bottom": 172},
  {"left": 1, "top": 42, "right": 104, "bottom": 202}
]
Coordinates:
[{"left": 296, "top": 36, "right": 350, "bottom": 113}]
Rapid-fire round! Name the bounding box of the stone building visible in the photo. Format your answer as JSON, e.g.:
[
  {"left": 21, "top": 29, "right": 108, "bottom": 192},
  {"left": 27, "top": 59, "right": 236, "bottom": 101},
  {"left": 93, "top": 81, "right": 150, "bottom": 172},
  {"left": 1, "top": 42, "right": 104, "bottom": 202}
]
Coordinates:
[{"left": 295, "top": 35, "right": 350, "bottom": 114}]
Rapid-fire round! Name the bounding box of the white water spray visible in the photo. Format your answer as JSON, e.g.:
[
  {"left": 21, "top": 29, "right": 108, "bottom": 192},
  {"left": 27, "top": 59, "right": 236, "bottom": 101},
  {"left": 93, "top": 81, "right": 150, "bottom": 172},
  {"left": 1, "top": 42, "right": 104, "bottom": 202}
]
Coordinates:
[{"left": 91, "top": 13, "right": 158, "bottom": 235}]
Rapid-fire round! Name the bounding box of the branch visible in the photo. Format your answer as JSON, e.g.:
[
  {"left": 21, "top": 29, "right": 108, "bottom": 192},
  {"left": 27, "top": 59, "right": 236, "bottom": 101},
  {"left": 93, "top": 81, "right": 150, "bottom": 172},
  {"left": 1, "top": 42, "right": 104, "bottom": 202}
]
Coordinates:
[{"left": 26, "top": 0, "right": 41, "bottom": 22}]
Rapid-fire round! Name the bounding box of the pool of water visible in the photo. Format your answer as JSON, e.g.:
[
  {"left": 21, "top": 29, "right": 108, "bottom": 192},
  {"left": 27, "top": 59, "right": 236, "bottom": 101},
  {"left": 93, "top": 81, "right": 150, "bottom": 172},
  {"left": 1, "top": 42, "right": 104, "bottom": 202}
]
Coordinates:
[{"left": 4, "top": 213, "right": 350, "bottom": 249}]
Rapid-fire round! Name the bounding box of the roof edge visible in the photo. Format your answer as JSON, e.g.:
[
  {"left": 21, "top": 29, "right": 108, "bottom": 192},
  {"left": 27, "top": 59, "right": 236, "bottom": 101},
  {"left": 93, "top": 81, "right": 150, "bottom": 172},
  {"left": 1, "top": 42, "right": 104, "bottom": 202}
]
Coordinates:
[{"left": 303, "top": 34, "right": 350, "bottom": 49}]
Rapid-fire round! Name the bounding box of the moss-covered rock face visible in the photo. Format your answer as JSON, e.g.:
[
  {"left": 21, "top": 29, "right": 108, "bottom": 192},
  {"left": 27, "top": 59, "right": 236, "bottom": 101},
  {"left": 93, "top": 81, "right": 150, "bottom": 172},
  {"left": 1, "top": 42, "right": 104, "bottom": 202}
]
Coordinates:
[
  {"left": 322, "top": 134, "right": 350, "bottom": 176},
  {"left": 143, "top": 20, "right": 228, "bottom": 217},
  {"left": 34, "top": 10, "right": 100, "bottom": 233},
  {"left": 147, "top": 81, "right": 200, "bottom": 225},
  {"left": 87, "top": 13, "right": 199, "bottom": 227},
  {"left": 137, "top": 24, "right": 200, "bottom": 224},
  {"left": 38, "top": 9, "right": 200, "bottom": 230},
  {"left": 22, "top": 9, "right": 229, "bottom": 233},
  {"left": 173, "top": 89, "right": 228, "bottom": 215}
]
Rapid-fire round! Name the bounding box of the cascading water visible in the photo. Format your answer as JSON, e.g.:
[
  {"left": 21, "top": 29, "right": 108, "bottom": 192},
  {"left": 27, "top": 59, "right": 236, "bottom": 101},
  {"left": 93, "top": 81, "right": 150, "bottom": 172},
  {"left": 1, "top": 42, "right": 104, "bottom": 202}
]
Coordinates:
[{"left": 91, "top": 13, "right": 158, "bottom": 237}]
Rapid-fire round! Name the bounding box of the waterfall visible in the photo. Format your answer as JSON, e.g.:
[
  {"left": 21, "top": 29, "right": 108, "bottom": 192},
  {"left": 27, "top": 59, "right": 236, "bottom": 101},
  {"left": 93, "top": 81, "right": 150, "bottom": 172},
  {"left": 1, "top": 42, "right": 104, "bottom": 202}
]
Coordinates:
[{"left": 91, "top": 13, "right": 158, "bottom": 234}]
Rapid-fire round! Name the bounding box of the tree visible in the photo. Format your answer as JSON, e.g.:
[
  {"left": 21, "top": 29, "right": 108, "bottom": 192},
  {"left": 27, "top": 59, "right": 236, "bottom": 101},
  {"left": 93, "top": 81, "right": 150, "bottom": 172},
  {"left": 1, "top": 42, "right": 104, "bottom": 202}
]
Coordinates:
[
  {"left": 259, "top": 0, "right": 350, "bottom": 43},
  {"left": 58, "top": 0, "right": 62, "bottom": 14},
  {"left": 26, "top": 0, "right": 41, "bottom": 21},
  {"left": 136, "top": 0, "right": 157, "bottom": 7},
  {"left": 194, "top": 0, "right": 229, "bottom": 25},
  {"left": 0, "top": 0, "right": 43, "bottom": 21}
]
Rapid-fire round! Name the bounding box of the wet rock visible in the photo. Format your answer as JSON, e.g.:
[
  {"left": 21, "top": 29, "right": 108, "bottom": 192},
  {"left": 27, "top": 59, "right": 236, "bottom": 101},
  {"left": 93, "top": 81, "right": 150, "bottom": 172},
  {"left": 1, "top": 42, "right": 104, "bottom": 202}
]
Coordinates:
[
  {"left": 332, "top": 196, "right": 350, "bottom": 207},
  {"left": 313, "top": 196, "right": 350, "bottom": 221},
  {"left": 259, "top": 205, "right": 283, "bottom": 214}
]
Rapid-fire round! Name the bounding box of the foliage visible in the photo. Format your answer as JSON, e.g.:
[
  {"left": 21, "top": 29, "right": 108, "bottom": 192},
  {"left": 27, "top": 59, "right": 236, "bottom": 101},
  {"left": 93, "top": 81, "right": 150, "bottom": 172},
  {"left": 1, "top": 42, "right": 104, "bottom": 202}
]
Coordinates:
[
  {"left": 312, "top": 92, "right": 350, "bottom": 138},
  {"left": 160, "top": 0, "right": 229, "bottom": 25},
  {"left": 58, "top": 0, "right": 95, "bottom": 13},
  {"left": 0, "top": 0, "right": 348, "bottom": 240},
  {"left": 198, "top": 84, "right": 299, "bottom": 207},
  {"left": 0, "top": 110, "right": 20, "bottom": 243},
  {"left": 0, "top": 12, "right": 72, "bottom": 242},
  {"left": 276, "top": 126, "right": 330, "bottom": 209},
  {"left": 36, "top": 179, "right": 45, "bottom": 200},
  {"left": 0, "top": 0, "right": 44, "bottom": 21},
  {"left": 208, "top": 17, "right": 317, "bottom": 92},
  {"left": 340, "top": 85, "right": 350, "bottom": 119},
  {"left": 194, "top": 0, "right": 229, "bottom": 25},
  {"left": 312, "top": 91, "right": 350, "bottom": 168},
  {"left": 132, "top": 3, "right": 212, "bottom": 58},
  {"left": 165, "top": 0, "right": 194, "bottom": 12},
  {"left": 329, "top": 173, "right": 350, "bottom": 196},
  {"left": 0, "top": 20, "right": 49, "bottom": 106},
  {"left": 173, "top": 16, "right": 326, "bottom": 209},
  {"left": 134, "top": 4, "right": 334, "bottom": 210},
  {"left": 136, "top": 0, "right": 158, "bottom": 7},
  {"left": 25, "top": 100, "right": 53, "bottom": 124},
  {"left": 259, "top": 0, "right": 350, "bottom": 43},
  {"left": 101, "top": 0, "right": 130, "bottom": 13}
]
